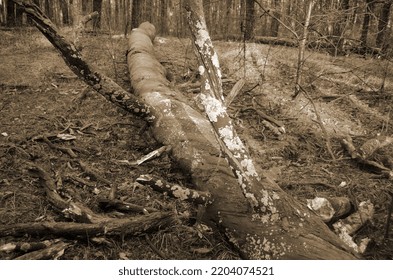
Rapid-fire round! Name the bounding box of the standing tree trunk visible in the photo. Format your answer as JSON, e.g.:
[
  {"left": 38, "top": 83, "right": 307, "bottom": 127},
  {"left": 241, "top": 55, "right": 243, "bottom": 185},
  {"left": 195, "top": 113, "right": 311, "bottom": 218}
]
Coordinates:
[
  {"left": 294, "top": 0, "right": 314, "bottom": 96},
  {"left": 376, "top": 0, "right": 392, "bottom": 50},
  {"left": 270, "top": 0, "right": 281, "bottom": 37},
  {"left": 92, "top": 0, "right": 102, "bottom": 29},
  {"left": 244, "top": 0, "right": 255, "bottom": 40},
  {"left": 360, "top": 0, "right": 374, "bottom": 47},
  {"left": 131, "top": 0, "right": 142, "bottom": 28},
  {"left": 160, "top": 0, "right": 168, "bottom": 35},
  {"left": 332, "top": 0, "right": 351, "bottom": 55},
  {"left": 60, "top": 0, "right": 70, "bottom": 25},
  {"left": 6, "top": 0, "right": 23, "bottom": 26},
  {"left": 223, "top": 0, "right": 233, "bottom": 39}
]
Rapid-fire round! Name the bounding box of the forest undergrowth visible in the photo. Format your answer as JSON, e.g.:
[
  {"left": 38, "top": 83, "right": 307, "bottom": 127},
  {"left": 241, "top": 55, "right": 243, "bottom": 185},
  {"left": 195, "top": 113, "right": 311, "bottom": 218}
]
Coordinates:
[{"left": 0, "top": 29, "right": 392, "bottom": 259}]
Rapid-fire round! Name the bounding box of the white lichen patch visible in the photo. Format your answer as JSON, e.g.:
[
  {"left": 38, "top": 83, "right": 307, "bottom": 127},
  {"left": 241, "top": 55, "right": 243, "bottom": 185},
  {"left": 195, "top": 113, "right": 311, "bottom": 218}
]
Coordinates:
[
  {"left": 218, "top": 125, "right": 245, "bottom": 152},
  {"left": 203, "top": 79, "right": 211, "bottom": 91},
  {"left": 252, "top": 213, "right": 270, "bottom": 223},
  {"left": 245, "top": 192, "right": 259, "bottom": 208},
  {"left": 272, "top": 192, "right": 280, "bottom": 200},
  {"left": 200, "top": 94, "right": 226, "bottom": 122},
  {"left": 198, "top": 65, "right": 205, "bottom": 75},
  {"left": 211, "top": 52, "right": 222, "bottom": 79},
  {"left": 191, "top": 150, "right": 203, "bottom": 169},
  {"left": 246, "top": 234, "right": 287, "bottom": 259},
  {"left": 260, "top": 190, "right": 270, "bottom": 207},
  {"left": 195, "top": 21, "right": 210, "bottom": 48},
  {"left": 240, "top": 158, "right": 258, "bottom": 178}
]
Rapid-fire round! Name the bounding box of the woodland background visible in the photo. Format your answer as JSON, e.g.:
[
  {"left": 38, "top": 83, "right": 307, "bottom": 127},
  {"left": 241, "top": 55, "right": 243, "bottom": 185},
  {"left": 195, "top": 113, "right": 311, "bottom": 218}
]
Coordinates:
[{"left": 1, "top": 0, "right": 392, "bottom": 56}]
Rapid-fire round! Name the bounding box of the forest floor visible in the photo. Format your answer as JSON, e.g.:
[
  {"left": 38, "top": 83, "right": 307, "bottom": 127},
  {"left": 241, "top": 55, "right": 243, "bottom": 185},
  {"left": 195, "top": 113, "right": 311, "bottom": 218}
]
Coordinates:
[{"left": 1, "top": 28, "right": 393, "bottom": 260}]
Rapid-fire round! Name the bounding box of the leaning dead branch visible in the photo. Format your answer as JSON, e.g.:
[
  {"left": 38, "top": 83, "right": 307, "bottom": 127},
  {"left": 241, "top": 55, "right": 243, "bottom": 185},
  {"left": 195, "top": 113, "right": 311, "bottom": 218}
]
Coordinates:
[
  {"left": 12, "top": 0, "right": 151, "bottom": 120},
  {"left": 300, "top": 86, "right": 335, "bottom": 160}
]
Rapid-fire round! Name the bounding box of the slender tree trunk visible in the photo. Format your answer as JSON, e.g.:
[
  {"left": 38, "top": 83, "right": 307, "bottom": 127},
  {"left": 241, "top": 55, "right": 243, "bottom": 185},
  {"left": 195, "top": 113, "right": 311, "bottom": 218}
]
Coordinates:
[
  {"left": 59, "top": 0, "right": 70, "bottom": 25},
  {"left": 160, "top": 0, "right": 168, "bottom": 35},
  {"left": 360, "top": 0, "right": 374, "bottom": 47},
  {"left": 6, "top": 0, "right": 23, "bottom": 26},
  {"left": 376, "top": 0, "right": 392, "bottom": 49},
  {"left": 270, "top": 0, "right": 281, "bottom": 37},
  {"left": 131, "top": 0, "right": 142, "bottom": 28},
  {"left": 244, "top": 0, "right": 255, "bottom": 40},
  {"left": 92, "top": 0, "right": 102, "bottom": 29},
  {"left": 294, "top": 0, "right": 314, "bottom": 96},
  {"left": 332, "top": 0, "right": 350, "bottom": 54}
]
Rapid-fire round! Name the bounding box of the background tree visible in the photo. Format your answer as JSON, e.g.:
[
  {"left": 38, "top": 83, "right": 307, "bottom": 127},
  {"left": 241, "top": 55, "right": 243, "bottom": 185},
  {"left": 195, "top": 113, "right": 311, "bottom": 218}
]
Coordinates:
[
  {"left": 1, "top": 0, "right": 392, "bottom": 55},
  {"left": 243, "top": 0, "right": 255, "bottom": 40},
  {"left": 360, "top": 0, "right": 375, "bottom": 47},
  {"left": 92, "top": 0, "right": 102, "bottom": 28},
  {"left": 376, "top": 0, "right": 392, "bottom": 52}
]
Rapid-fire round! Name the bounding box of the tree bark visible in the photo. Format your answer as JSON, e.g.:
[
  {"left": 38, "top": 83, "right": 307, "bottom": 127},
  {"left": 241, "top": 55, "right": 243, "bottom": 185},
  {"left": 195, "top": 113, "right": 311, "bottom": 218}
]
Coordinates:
[
  {"left": 244, "top": 0, "right": 255, "bottom": 40},
  {"left": 6, "top": 0, "right": 23, "bottom": 26},
  {"left": 92, "top": 0, "right": 102, "bottom": 29},
  {"left": 376, "top": 0, "right": 392, "bottom": 50},
  {"left": 332, "top": 0, "right": 351, "bottom": 54},
  {"left": 270, "top": 0, "right": 281, "bottom": 37},
  {"left": 360, "top": 0, "right": 374, "bottom": 47},
  {"left": 131, "top": 0, "right": 142, "bottom": 28},
  {"left": 294, "top": 0, "right": 314, "bottom": 96},
  {"left": 59, "top": 0, "right": 70, "bottom": 25}
]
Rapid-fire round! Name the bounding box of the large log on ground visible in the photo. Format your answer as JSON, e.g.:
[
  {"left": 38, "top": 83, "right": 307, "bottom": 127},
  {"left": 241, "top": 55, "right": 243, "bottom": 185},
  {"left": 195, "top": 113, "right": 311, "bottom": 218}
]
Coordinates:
[{"left": 127, "top": 21, "right": 357, "bottom": 259}]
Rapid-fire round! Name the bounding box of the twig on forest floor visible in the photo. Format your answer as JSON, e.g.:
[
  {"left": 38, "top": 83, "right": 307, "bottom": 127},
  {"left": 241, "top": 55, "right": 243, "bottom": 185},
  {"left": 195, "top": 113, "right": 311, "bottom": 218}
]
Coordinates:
[
  {"left": 76, "top": 160, "right": 111, "bottom": 186},
  {"left": 98, "top": 198, "right": 157, "bottom": 214},
  {"left": 145, "top": 234, "right": 167, "bottom": 259},
  {"left": 113, "top": 145, "right": 172, "bottom": 167},
  {"left": 298, "top": 85, "right": 336, "bottom": 160},
  {"left": 384, "top": 191, "right": 393, "bottom": 239},
  {"left": 42, "top": 136, "right": 78, "bottom": 158}
]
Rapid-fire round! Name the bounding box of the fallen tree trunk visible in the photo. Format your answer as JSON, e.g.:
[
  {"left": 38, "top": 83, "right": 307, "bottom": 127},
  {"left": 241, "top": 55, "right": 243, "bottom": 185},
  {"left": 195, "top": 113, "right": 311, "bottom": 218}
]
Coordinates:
[
  {"left": 127, "top": 18, "right": 357, "bottom": 259},
  {"left": 14, "top": 0, "right": 357, "bottom": 259}
]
